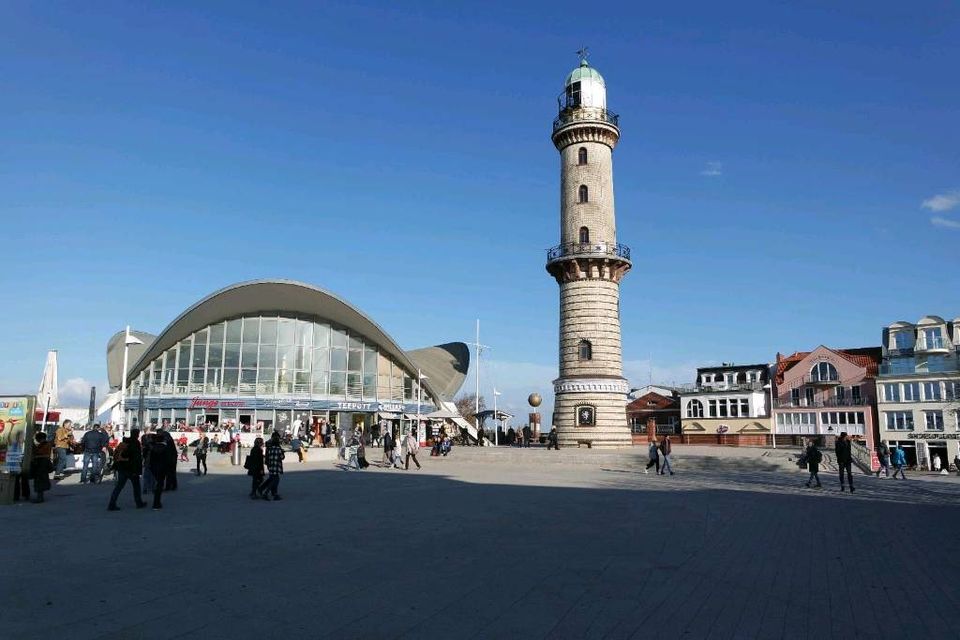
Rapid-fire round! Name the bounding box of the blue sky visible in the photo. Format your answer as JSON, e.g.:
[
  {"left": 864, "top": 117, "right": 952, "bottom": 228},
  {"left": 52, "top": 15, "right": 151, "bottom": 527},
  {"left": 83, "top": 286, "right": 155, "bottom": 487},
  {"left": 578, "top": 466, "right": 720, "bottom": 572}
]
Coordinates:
[{"left": 1, "top": 1, "right": 958, "bottom": 419}]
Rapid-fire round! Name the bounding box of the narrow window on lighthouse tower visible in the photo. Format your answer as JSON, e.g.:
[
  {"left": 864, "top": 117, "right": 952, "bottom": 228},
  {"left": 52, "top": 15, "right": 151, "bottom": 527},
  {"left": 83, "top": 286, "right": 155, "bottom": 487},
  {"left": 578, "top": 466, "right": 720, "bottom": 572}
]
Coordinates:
[
  {"left": 578, "top": 147, "right": 588, "bottom": 165},
  {"left": 579, "top": 226, "right": 590, "bottom": 244},
  {"left": 578, "top": 184, "right": 589, "bottom": 203},
  {"left": 578, "top": 339, "right": 593, "bottom": 361}
]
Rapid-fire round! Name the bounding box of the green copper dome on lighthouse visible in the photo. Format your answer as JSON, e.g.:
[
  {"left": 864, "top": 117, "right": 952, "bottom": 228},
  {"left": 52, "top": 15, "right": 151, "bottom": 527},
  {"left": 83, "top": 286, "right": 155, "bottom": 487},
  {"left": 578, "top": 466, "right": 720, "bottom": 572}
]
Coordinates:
[{"left": 565, "top": 59, "right": 605, "bottom": 87}]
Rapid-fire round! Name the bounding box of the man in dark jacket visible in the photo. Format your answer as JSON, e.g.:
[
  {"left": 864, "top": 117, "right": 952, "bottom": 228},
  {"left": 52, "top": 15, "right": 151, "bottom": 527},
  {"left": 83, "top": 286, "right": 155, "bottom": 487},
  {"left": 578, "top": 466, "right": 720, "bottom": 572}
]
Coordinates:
[
  {"left": 522, "top": 425, "right": 532, "bottom": 448},
  {"left": 148, "top": 428, "right": 176, "bottom": 509},
  {"left": 108, "top": 429, "right": 146, "bottom": 510},
  {"left": 659, "top": 435, "right": 674, "bottom": 475},
  {"left": 835, "top": 431, "right": 855, "bottom": 492}
]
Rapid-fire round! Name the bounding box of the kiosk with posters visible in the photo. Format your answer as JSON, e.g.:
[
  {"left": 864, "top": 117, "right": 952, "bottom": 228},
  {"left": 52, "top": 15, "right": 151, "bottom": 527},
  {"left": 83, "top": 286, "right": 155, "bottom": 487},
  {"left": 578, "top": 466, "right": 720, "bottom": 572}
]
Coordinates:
[{"left": 0, "top": 395, "right": 37, "bottom": 505}]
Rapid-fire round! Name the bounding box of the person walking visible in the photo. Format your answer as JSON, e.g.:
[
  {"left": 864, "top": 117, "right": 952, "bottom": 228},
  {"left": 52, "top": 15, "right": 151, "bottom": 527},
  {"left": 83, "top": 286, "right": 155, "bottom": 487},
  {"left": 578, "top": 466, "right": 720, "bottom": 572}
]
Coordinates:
[
  {"left": 194, "top": 432, "right": 209, "bottom": 476},
  {"left": 30, "top": 431, "right": 54, "bottom": 503},
  {"left": 382, "top": 428, "right": 395, "bottom": 467},
  {"left": 259, "top": 433, "right": 284, "bottom": 500},
  {"left": 245, "top": 437, "right": 265, "bottom": 498},
  {"left": 876, "top": 440, "right": 891, "bottom": 478},
  {"left": 477, "top": 424, "right": 485, "bottom": 447},
  {"left": 805, "top": 439, "right": 823, "bottom": 488},
  {"left": 645, "top": 437, "right": 660, "bottom": 474},
  {"left": 835, "top": 432, "right": 855, "bottom": 493},
  {"left": 147, "top": 428, "right": 175, "bottom": 510},
  {"left": 403, "top": 430, "right": 421, "bottom": 470},
  {"left": 108, "top": 429, "right": 147, "bottom": 510},
  {"left": 546, "top": 427, "right": 559, "bottom": 450},
  {"left": 891, "top": 445, "right": 907, "bottom": 480},
  {"left": 291, "top": 435, "right": 305, "bottom": 463},
  {"left": 658, "top": 435, "right": 674, "bottom": 476},
  {"left": 53, "top": 419, "right": 75, "bottom": 480},
  {"left": 954, "top": 451, "right": 960, "bottom": 477},
  {"left": 522, "top": 425, "right": 532, "bottom": 448},
  {"left": 79, "top": 424, "right": 108, "bottom": 483}
]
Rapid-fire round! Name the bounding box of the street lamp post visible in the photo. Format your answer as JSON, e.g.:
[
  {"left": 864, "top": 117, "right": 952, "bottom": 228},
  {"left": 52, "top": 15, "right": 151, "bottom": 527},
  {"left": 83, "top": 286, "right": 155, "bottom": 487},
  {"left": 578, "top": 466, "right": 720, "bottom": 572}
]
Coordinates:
[
  {"left": 119, "top": 326, "right": 143, "bottom": 437},
  {"left": 417, "top": 369, "right": 428, "bottom": 443},
  {"left": 493, "top": 388, "right": 502, "bottom": 446}
]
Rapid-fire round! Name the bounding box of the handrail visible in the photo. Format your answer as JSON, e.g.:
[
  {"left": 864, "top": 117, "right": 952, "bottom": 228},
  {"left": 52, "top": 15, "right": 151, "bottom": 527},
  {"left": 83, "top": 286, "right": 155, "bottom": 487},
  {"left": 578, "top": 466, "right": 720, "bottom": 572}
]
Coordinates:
[
  {"left": 553, "top": 108, "right": 620, "bottom": 133},
  {"left": 547, "top": 241, "right": 631, "bottom": 262}
]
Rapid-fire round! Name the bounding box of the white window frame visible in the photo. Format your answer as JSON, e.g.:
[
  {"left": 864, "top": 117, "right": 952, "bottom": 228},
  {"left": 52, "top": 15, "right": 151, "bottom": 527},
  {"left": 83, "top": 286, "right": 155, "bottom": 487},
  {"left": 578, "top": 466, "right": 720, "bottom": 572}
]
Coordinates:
[{"left": 924, "top": 410, "right": 944, "bottom": 431}]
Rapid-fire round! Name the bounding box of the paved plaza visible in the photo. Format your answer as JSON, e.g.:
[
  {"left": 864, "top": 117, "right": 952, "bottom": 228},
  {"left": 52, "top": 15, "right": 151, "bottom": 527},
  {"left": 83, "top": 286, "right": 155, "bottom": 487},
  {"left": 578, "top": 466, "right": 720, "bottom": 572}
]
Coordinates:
[{"left": 5, "top": 447, "right": 960, "bottom": 640}]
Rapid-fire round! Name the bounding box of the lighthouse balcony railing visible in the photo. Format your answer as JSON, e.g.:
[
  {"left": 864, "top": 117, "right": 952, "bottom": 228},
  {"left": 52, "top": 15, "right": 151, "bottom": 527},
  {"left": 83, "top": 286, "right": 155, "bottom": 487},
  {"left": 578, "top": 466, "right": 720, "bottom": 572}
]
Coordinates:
[
  {"left": 547, "top": 242, "right": 631, "bottom": 263},
  {"left": 553, "top": 108, "right": 620, "bottom": 133}
]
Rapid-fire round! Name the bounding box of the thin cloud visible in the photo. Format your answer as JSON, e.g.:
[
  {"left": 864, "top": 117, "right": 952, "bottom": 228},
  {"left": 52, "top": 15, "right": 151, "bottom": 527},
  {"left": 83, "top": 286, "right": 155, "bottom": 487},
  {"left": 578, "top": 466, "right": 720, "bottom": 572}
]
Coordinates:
[
  {"left": 922, "top": 191, "right": 960, "bottom": 212},
  {"left": 700, "top": 161, "right": 723, "bottom": 177},
  {"left": 931, "top": 216, "right": 960, "bottom": 230}
]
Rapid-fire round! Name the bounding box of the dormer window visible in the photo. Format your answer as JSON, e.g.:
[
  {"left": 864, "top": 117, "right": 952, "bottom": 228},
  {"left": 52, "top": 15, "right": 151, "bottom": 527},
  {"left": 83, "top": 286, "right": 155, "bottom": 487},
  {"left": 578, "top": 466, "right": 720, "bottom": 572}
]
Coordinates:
[
  {"left": 923, "top": 327, "right": 943, "bottom": 350},
  {"left": 894, "top": 331, "right": 913, "bottom": 350},
  {"left": 811, "top": 362, "right": 838, "bottom": 383}
]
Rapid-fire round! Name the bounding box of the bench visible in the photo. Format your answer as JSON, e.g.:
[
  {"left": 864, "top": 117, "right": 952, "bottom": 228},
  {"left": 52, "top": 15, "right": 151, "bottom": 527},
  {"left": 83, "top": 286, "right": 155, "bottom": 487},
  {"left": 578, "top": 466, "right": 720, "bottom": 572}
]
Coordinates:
[{"left": 576, "top": 439, "right": 593, "bottom": 449}]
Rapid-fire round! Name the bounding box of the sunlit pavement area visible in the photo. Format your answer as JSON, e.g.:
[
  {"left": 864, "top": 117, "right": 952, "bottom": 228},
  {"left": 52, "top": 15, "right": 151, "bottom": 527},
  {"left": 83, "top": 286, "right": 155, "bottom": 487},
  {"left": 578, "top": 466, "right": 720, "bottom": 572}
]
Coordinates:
[{"left": 4, "top": 446, "right": 960, "bottom": 640}]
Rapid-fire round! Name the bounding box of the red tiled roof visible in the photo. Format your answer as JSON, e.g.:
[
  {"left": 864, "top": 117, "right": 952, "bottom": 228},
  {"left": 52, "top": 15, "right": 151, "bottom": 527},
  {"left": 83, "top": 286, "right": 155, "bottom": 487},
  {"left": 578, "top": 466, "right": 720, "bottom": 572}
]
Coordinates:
[{"left": 775, "top": 347, "right": 881, "bottom": 385}]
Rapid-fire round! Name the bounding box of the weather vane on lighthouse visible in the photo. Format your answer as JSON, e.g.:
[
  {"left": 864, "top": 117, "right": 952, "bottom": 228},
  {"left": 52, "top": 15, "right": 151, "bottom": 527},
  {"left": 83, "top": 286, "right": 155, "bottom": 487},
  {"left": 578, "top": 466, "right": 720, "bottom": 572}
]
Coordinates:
[{"left": 576, "top": 46, "right": 589, "bottom": 63}]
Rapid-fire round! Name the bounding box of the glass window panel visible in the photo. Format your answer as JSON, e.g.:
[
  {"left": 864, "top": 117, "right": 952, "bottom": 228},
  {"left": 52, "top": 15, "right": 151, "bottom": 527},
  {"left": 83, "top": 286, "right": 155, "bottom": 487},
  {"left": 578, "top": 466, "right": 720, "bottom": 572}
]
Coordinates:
[
  {"left": 178, "top": 341, "right": 191, "bottom": 366},
  {"left": 295, "top": 346, "right": 308, "bottom": 370},
  {"left": 259, "top": 344, "right": 277, "bottom": 369},
  {"left": 208, "top": 323, "right": 225, "bottom": 345},
  {"left": 192, "top": 340, "right": 207, "bottom": 368},
  {"left": 278, "top": 345, "right": 297, "bottom": 370},
  {"left": 258, "top": 368, "right": 276, "bottom": 384},
  {"left": 404, "top": 376, "right": 413, "bottom": 401},
  {"left": 363, "top": 374, "right": 376, "bottom": 398},
  {"left": 191, "top": 369, "right": 204, "bottom": 383},
  {"left": 331, "top": 327, "right": 347, "bottom": 348},
  {"left": 208, "top": 344, "right": 223, "bottom": 368},
  {"left": 329, "top": 371, "right": 346, "bottom": 395},
  {"left": 314, "top": 323, "right": 330, "bottom": 348},
  {"left": 241, "top": 344, "right": 258, "bottom": 368},
  {"left": 278, "top": 319, "right": 296, "bottom": 345},
  {"left": 331, "top": 348, "right": 347, "bottom": 371},
  {"left": 206, "top": 368, "right": 221, "bottom": 389},
  {"left": 347, "top": 372, "right": 362, "bottom": 397},
  {"left": 348, "top": 350, "right": 362, "bottom": 371},
  {"left": 242, "top": 317, "right": 260, "bottom": 344},
  {"left": 241, "top": 370, "right": 257, "bottom": 384},
  {"left": 260, "top": 318, "right": 278, "bottom": 345},
  {"left": 297, "top": 320, "right": 313, "bottom": 346},
  {"left": 364, "top": 348, "right": 377, "bottom": 373},
  {"left": 295, "top": 371, "right": 311, "bottom": 385},
  {"left": 311, "top": 372, "right": 328, "bottom": 395},
  {"left": 223, "top": 369, "right": 239, "bottom": 391},
  {"left": 349, "top": 334, "right": 363, "bottom": 351},
  {"left": 225, "top": 319, "right": 242, "bottom": 343},
  {"left": 312, "top": 348, "right": 330, "bottom": 372},
  {"left": 224, "top": 343, "right": 241, "bottom": 368}
]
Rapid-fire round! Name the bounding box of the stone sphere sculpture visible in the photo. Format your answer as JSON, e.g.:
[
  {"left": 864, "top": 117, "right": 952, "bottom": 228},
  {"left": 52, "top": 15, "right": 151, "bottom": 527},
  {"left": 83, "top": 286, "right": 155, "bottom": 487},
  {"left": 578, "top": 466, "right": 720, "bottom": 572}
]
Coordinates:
[{"left": 528, "top": 393, "right": 542, "bottom": 408}]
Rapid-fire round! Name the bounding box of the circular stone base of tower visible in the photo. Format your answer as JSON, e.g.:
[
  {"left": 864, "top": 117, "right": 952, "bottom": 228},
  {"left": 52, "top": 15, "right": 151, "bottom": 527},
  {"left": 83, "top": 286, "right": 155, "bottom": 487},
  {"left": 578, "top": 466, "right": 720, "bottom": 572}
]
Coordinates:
[{"left": 553, "top": 388, "right": 632, "bottom": 449}]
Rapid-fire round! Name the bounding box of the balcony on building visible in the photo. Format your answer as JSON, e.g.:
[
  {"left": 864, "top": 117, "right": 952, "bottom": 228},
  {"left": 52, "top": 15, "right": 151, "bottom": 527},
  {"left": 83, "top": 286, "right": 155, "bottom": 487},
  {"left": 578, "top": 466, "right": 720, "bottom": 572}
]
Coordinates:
[
  {"left": 806, "top": 372, "right": 840, "bottom": 386},
  {"left": 546, "top": 241, "right": 631, "bottom": 266}
]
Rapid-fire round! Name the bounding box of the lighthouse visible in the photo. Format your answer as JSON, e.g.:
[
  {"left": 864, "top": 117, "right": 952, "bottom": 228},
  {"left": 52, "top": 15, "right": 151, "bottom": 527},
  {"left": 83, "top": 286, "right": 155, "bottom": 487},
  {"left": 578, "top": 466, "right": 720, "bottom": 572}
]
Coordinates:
[{"left": 546, "top": 53, "right": 632, "bottom": 448}]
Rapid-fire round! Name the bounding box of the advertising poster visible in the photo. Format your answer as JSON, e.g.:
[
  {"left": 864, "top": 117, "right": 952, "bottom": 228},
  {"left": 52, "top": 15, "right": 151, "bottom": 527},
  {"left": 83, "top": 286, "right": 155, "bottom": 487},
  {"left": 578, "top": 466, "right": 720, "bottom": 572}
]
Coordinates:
[{"left": 0, "top": 396, "right": 37, "bottom": 473}]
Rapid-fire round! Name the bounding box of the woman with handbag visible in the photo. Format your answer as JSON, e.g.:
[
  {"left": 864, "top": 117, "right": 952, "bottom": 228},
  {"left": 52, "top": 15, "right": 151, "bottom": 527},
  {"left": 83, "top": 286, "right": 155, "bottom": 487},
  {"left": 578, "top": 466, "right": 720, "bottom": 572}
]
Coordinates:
[{"left": 31, "top": 431, "right": 54, "bottom": 503}]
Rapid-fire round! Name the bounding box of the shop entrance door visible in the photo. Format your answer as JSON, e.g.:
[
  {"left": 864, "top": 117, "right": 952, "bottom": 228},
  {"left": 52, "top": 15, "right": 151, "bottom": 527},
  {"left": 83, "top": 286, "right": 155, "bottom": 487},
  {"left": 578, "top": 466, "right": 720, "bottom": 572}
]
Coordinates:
[
  {"left": 928, "top": 442, "right": 948, "bottom": 472},
  {"left": 204, "top": 414, "right": 219, "bottom": 428}
]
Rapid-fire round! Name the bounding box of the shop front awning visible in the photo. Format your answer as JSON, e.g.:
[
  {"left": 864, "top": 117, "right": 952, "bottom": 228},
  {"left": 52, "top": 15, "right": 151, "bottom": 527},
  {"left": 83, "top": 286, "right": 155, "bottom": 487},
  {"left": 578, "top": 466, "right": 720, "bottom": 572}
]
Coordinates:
[{"left": 378, "top": 411, "right": 402, "bottom": 419}]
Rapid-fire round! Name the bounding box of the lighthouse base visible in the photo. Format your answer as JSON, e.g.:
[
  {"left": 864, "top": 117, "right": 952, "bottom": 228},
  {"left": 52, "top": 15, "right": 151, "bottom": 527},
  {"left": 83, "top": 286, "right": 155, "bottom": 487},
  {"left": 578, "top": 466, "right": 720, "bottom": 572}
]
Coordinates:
[{"left": 552, "top": 378, "right": 632, "bottom": 449}]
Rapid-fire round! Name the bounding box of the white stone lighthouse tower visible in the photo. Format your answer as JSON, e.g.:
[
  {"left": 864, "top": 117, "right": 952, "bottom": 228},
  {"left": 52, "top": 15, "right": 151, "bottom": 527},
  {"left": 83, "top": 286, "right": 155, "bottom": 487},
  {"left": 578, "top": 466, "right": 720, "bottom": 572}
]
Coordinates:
[{"left": 546, "top": 54, "right": 632, "bottom": 448}]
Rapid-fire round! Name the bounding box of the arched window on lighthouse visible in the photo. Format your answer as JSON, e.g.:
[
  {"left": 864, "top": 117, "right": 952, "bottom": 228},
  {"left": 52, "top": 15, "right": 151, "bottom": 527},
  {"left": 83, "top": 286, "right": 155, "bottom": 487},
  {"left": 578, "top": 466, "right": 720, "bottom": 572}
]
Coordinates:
[
  {"left": 578, "top": 226, "right": 590, "bottom": 244},
  {"left": 578, "top": 184, "right": 589, "bottom": 203},
  {"left": 578, "top": 147, "right": 588, "bottom": 165},
  {"left": 578, "top": 339, "right": 593, "bottom": 361}
]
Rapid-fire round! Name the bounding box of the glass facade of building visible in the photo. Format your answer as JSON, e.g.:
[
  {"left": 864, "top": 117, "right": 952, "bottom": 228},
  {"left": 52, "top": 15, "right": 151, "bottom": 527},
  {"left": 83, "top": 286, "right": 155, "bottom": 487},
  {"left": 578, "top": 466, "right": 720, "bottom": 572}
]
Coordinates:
[{"left": 126, "top": 314, "right": 435, "bottom": 429}]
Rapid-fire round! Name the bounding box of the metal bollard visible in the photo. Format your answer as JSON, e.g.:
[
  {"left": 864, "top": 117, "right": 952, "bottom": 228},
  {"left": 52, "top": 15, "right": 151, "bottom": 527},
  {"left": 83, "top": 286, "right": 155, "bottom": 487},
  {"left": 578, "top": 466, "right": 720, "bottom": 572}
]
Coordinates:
[{"left": 231, "top": 442, "right": 242, "bottom": 466}]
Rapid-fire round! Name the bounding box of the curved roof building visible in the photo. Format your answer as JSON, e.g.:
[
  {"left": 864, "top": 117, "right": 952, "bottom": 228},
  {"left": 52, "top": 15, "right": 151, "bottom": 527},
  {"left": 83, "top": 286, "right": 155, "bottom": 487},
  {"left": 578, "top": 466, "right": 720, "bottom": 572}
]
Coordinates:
[{"left": 112, "top": 280, "right": 469, "bottom": 434}]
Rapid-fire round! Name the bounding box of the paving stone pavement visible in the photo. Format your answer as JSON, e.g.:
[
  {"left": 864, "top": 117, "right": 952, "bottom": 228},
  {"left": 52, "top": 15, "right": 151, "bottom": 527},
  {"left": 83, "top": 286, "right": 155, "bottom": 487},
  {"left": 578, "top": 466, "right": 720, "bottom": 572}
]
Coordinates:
[{"left": 3, "top": 448, "right": 959, "bottom": 640}]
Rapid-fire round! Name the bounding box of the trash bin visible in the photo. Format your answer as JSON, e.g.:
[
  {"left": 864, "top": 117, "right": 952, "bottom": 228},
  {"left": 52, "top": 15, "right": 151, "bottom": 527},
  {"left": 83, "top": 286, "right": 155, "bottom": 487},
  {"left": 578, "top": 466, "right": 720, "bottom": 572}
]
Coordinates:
[
  {"left": 0, "top": 472, "right": 16, "bottom": 506},
  {"left": 231, "top": 442, "right": 242, "bottom": 466}
]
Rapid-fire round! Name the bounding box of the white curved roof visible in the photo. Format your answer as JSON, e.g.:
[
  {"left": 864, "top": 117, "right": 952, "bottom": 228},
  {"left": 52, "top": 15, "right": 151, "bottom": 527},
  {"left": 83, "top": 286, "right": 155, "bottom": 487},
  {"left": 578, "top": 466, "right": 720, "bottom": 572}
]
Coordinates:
[
  {"left": 917, "top": 315, "right": 947, "bottom": 325},
  {"left": 120, "top": 280, "right": 468, "bottom": 402}
]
